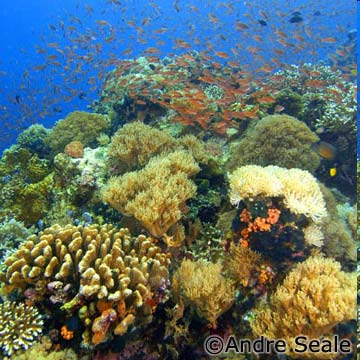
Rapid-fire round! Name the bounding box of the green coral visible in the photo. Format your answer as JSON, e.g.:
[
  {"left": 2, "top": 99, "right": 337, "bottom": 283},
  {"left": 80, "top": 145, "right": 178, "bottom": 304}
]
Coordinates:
[
  {"left": 16, "top": 124, "right": 50, "bottom": 158},
  {"left": 226, "top": 115, "right": 320, "bottom": 173},
  {"left": 45, "top": 111, "right": 110, "bottom": 154}
]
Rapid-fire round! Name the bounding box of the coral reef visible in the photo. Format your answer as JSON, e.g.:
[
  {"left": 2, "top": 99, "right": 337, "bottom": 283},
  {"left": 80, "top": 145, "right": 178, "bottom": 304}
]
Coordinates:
[
  {"left": 224, "top": 243, "right": 260, "bottom": 288},
  {"left": 108, "top": 122, "right": 210, "bottom": 173},
  {"left": 45, "top": 111, "right": 110, "bottom": 154},
  {"left": 91, "top": 54, "right": 278, "bottom": 135},
  {"left": 102, "top": 151, "right": 200, "bottom": 237},
  {"left": 64, "top": 140, "right": 84, "bottom": 158},
  {"left": 12, "top": 337, "right": 78, "bottom": 360},
  {"left": 227, "top": 165, "right": 327, "bottom": 266},
  {"left": 16, "top": 124, "right": 51, "bottom": 158},
  {"left": 0, "top": 217, "right": 32, "bottom": 259},
  {"left": 108, "top": 122, "right": 176, "bottom": 172},
  {"left": 0, "top": 302, "right": 43, "bottom": 358},
  {"left": 172, "top": 259, "right": 235, "bottom": 327},
  {"left": 319, "top": 184, "right": 356, "bottom": 268},
  {"left": 266, "top": 63, "right": 357, "bottom": 196},
  {"left": 250, "top": 256, "right": 356, "bottom": 358},
  {"left": 0, "top": 224, "right": 170, "bottom": 348},
  {"left": 228, "top": 165, "right": 327, "bottom": 224},
  {"left": 226, "top": 115, "right": 320, "bottom": 173}
]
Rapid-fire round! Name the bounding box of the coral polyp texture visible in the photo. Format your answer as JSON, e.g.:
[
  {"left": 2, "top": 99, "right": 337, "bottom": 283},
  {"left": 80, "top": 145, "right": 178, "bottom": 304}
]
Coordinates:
[
  {"left": 0, "top": 224, "right": 171, "bottom": 348},
  {"left": 172, "top": 259, "right": 235, "bottom": 327},
  {"left": 250, "top": 256, "right": 357, "bottom": 358},
  {"left": 45, "top": 111, "right": 110, "bottom": 154},
  {"left": 0, "top": 302, "right": 43, "bottom": 358},
  {"left": 229, "top": 165, "right": 327, "bottom": 223},
  {"left": 226, "top": 115, "right": 320, "bottom": 173},
  {"left": 102, "top": 150, "right": 200, "bottom": 237}
]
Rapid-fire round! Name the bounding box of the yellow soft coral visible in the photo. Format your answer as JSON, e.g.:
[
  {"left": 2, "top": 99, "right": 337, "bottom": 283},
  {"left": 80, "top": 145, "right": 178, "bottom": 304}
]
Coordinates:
[
  {"left": 172, "top": 259, "right": 235, "bottom": 327},
  {"left": 250, "top": 256, "right": 356, "bottom": 358},
  {"left": 228, "top": 165, "right": 327, "bottom": 247},
  {"left": 102, "top": 151, "right": 200, "bottom": 237}
]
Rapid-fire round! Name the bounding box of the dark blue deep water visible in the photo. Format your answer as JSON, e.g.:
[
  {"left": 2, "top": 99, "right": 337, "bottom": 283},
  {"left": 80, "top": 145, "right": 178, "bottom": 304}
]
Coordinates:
[{"left": 0, "top": 0, "right": 356, "bottom": 153}]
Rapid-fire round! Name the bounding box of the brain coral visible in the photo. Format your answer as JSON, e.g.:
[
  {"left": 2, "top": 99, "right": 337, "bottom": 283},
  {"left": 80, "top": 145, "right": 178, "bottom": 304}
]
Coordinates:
[
  {"left": 226, "top": 114, "right": 320, "bottom": 173},
  {"left": 251, "top": 256, "right": 356, "bottom": 358},
  {"left": 46, "top": 111, "right": 110, "bottom": 154},
  {"left": 0, "top": 224, "right": 170, "bottom": 347}
]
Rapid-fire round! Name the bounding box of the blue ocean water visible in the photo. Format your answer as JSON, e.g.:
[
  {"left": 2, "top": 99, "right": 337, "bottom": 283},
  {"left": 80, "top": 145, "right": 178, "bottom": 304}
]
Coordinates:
[
  {"left": 0, "top": 1, "right": 357, "bottom": 359},
  {"left": 0, "top": 0, "right": 356, "bottom": 153}
]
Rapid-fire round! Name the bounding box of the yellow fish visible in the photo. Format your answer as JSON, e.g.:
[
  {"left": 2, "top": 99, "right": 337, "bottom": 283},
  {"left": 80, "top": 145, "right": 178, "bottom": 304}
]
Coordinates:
[{"left": 329, "top": 168, "right": 336, "bottom": 177}]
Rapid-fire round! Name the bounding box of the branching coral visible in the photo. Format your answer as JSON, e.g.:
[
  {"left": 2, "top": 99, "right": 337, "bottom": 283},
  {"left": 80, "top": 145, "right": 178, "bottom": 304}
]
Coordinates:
[
  {"left": 102, "top": 151, "right": 200, "bottom": 237},
  {"left": 172, "top": 259, "right": 235, "bottom": 327},
  {"left": 250, "top": 256, "right": 356, "bottom": 358},
  {"left": 0, "top": 224, "right": 170, "bottom": 347},
  {"left": 226, "top": 115, "right": 320, "bottom": 173},
  {"left": 46, "top": 111, "right": 110, "bottom": 154},
  {"left": 0, "top": 302, "right": 43, "bottom": 358}
]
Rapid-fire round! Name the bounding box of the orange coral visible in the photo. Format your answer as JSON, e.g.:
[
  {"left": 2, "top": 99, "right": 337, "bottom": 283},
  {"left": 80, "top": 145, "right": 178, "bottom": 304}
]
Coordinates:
[
  {"left": 64, "top": 140, "right": 84, "bottom": 158},
  {"left": 267, "top": 208, "right": 281, "bottom": 224},
  {"left": 238, "top": 207, "right": 281, "bottom": 245},
  {"left": 92, "top": 308, "right": 118, "bottom": 345},
  {"left": 61, "top": 325, "right": 74, "bottom": 340}
]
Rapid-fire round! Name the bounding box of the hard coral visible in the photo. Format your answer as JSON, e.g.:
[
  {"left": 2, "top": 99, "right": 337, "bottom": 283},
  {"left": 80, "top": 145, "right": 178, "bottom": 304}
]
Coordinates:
[
  {"left": 226, "top": 115, "right": 320, "bottom": 173},
  {"left": 0, "top": 302, "right": 43, "bottom": 358},
  {"left": 102, "top": 151, "right": 200, "bottom": 237},
  {"left": 0, "top": 224, "right": 170, "bottom": 347},
  {"left": 251, "top": 256, "right": 356, "bottom": 358}
]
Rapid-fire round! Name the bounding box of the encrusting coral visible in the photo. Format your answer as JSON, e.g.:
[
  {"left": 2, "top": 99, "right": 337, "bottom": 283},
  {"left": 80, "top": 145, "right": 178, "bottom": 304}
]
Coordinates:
[
  {"left": 0, "top": 302, "right": 43, "bottom": 358},
  {"left": 0, "top": 224, "right": 171, "bottom": 347},
  {"left": 250, "top": 256, "right": 356, "bottom": 359},
  {"left": 226, "top": 115, "right": 320, "bottom": 173},
  {"left": 102, "top": 150, "right": 200, "bottom": 237},
  {"left": 172, "top": 259, "right": 235, "bottom": 327}
]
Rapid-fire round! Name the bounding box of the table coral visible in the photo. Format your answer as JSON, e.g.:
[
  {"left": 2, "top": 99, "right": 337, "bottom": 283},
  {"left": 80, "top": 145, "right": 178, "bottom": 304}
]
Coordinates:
[
  {"left": 0, "top": 224, "right": 171, "bottom": 348},
  {"left": 102, "top": 150, "right": 200, "bottom": 237},
  {"left": 250, "top": 256, "right": 356, "bottom": 358},
  {"left": 0, "top": 302, "right": 43, "bottom": 358},
  {"left": 172, "top": 259, "right": 235, "bottom": 327}
]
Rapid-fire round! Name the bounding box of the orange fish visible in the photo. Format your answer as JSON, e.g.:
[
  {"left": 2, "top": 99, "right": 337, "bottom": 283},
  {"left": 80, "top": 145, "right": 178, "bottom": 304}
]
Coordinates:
[
  {"left": 321, "top": 37, "right": 337, "bottom": 43},
  {"left": 311, "top": 141, "right": 337, "bottom": 160}
]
